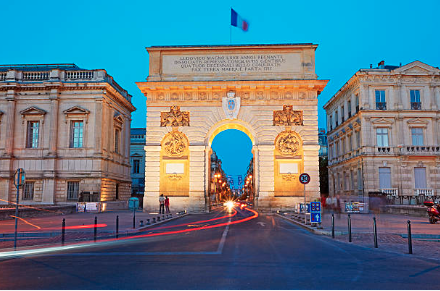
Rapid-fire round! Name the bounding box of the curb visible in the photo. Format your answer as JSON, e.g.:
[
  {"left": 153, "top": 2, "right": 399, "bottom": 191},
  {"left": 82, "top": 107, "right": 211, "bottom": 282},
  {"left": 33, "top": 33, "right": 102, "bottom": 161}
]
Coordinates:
[{"left": 275, "top": 213, "right": 347, "bottom": 236}]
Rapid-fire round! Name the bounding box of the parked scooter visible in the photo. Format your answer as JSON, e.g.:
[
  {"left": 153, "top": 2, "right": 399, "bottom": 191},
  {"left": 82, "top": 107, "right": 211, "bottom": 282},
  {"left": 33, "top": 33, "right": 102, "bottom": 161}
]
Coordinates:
[{"left": 424, "top": 201, "right": 440, "bottom": 224}]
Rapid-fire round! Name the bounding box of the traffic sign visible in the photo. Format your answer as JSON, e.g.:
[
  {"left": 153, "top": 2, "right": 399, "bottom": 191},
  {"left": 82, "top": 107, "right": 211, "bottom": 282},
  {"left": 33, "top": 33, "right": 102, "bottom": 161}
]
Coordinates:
[
  {"left": 299, "top": 173, "right": 310, "bottom": 184},
  {"left": 310, "top": 201, "right": 321, "bottom": 223},
  {"left": 14, "top": 168, "right": 26, "bottom": 188},
  {"left": 311, "top": 213, "right": 321, "bottom": 223}
]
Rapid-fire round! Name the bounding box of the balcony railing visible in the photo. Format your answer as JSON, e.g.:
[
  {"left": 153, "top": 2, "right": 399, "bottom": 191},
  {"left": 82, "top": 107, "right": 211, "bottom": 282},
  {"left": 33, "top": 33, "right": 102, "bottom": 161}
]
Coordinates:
[
  {"left": 402, "top": 146, "right": 440, "bottom": 155},
  {"left": 65, "top": 71, "right": 94, "bottom": 80},
  {"left": 23, "top": 71, "right": 49, "bottom": 81},
  {"left": 415, "top": 189, "right": 434, "bottom": 196},
  {"left": 381, "top": 188, "right": 398, "bottom": 197},
  {"left": 0, "top": 72, "right": 6, "bottom": 81},
  {"left": 377, "top": 147, "right": 392, "bottom": 154},
  {"left": 411, "top": 102, "right": 422, "bottom": 110},
  {"left": 376, "top": 102, "right": 387, "bottom": 110}
]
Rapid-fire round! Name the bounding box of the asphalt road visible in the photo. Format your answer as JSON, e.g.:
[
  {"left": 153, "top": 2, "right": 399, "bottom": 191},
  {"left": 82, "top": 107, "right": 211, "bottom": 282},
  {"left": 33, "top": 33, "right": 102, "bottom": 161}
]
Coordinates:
[{"left": 0, "top": 206, "right": 439, "bottom": 290}]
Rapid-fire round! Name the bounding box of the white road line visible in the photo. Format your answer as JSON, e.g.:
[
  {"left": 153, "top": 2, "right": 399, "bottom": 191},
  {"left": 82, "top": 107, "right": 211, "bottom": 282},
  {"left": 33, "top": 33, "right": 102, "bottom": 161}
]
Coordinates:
[{"left": 216, "top": 217, "right": 231, "bottom": 254}]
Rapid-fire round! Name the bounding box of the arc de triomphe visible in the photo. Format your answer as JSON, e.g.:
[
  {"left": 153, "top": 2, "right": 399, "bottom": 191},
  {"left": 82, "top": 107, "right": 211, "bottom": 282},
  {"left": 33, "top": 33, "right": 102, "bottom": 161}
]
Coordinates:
[{"left": 137, "top": 44, "right": 328, "bottom": 212}]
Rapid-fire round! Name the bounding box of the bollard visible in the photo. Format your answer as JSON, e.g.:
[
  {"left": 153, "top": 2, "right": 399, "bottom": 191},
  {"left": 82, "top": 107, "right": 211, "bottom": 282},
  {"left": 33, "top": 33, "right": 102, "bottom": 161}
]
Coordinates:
[
  {"left": 407, "top": 220, "right": 413, "bottom": 254},
  {"left": 152, "top": 217, "right": 156, "bottom": 223},
  {"left": 147, "top": 218, "right": 150, "bottom": 225},
  {"left": 157, "top": 216, "right": 161, "bottom": 222},
  {"left": 139, "top": 220, "right": 144, "bottom": 227},
  {"left": 348, "top": 214, "right": 352, "bottom": 243},
  {"left": 61, "top": 218, "right": 66, "bottom": 245},
  {"left": 94, "top": 216, "right": 98, "bottom": 242},
  {"left": 331, "top": 214, "right": 335, "bottom": 239},
  {"left": 170, "top": 214, "right": 172, "bottom": 218},
  {"left": 116, "top": 215, "right": 119, "bottom": 239},
  {"left": 373, "top": 217, "right": 378, "bottom": 248},
  {"left": 162, "top": 215, "right": 165, "bottom": 220}
]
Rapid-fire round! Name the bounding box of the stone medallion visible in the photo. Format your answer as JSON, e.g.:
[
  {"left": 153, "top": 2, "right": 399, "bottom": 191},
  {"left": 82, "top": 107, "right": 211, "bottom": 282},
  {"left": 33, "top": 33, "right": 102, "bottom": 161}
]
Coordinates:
[
  {"left": 275, "top": 131, "right": 301, "bottom": 156},
  {"left": 162, "top": 130, "right": 188, "bottom": 157}
]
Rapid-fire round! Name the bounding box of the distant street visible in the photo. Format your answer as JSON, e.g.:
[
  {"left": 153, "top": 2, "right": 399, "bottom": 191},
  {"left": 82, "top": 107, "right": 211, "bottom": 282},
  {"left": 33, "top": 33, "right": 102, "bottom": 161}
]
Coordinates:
[{"left": 0, "top": 206, "right": 439, "bottom": 290}]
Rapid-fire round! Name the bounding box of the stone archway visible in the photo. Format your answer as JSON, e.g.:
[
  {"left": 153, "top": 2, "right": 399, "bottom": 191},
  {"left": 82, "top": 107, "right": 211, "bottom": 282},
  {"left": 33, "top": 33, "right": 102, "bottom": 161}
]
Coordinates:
[{"left": 137, "top": 44, "right": 328, "bottom": 213}]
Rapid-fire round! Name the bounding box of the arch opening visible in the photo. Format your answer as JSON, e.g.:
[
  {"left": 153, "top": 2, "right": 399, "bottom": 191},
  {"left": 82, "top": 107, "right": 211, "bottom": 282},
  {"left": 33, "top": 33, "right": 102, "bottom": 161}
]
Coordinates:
[{"left": 208, "top": 128, "right": 254, "bottom": 206}]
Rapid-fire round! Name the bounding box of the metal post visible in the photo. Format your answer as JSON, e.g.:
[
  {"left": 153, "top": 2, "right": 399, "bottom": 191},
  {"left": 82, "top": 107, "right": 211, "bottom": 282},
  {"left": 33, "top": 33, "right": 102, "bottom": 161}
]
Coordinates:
[
  {"left": 304, "top": 183, "right": 307, "bottom": 224},
  {"left": 13, "top": 179, "right": 20, "bottom": 250},
  {"left": 348, "top": 214, "right": 352, "bottom": 242},
  {"left": 133, "top": 206, "right": 136, "bottom": 229},
  {"left": 407, "top": 220, "right": 413, "bottom": 254},
  {"left": 116, "top": 215, "right": 119, "bottom": 239},
  {"left": 331, "top": 213, "right": 335, "bottom": 239},
  {"left": 94, "top": 216, "right": 97, "bottom": 242},
  {"left": 373, "top": 217, "right": 378, "bottom": 248},
  {"left": 61, "top": 218, "right": 66, "bottom": 245}
]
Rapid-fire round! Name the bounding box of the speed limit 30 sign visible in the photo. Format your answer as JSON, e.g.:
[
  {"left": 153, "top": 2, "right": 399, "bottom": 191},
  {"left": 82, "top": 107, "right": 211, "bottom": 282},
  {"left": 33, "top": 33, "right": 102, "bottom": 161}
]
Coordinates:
[{"left": 299, "top": 173, "right": 310, "bottom": 184}]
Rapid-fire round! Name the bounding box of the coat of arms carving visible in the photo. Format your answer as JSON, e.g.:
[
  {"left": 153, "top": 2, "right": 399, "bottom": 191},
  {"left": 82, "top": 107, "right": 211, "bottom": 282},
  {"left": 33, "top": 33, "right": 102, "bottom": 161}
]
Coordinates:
[
  {"left": 222, "top": 92, "right": 240, "bottom": 119},
  {"left": 162, "top": 130, "right": 188, "bottom": 157},
  {"left": 273, "top": 105, "right": 303, "bottom": 126},
  {"left": 275, "top": 130, "right": 302, "bottom": 156},
  {"left": 161, "top": 106, "right": 190, "bottom": 127}
]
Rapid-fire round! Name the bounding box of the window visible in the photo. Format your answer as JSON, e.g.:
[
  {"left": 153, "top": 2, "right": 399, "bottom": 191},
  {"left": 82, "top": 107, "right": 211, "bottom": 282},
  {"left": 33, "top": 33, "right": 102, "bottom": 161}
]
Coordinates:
[
  {"left": 348, "top": 100, "right": 352, "bottom": 118},
  {"left": 379, "top": 167, "right": 391, "bottom": 189},
  {"left": 115, "top": 129, "right": 120, "bottom": 153},
  {"left": 350, "top": 169, "right": 355, "bottom": 190},
  {"left": 335, "top": 141, "right": 339, "bottom": 156},
  {"left": 70, "top": 121, "right": 84, "bottom": 148},
  {"left": 411, "top": 128, "right": 424, "bottom": 145},
  {"left": 341, "top": 138, "right": 345, "bottom": 154},
  {"left": 23, "top": 182, "right": 34, "bottom": 200},
  {"left": 376, "top": 128, "right": 389, "bottom": 147},
  {"left": 115, "top": 183, "right": 119, "bottom": 200},
  {"left": 355, "top": 94, "right": 359, "bottom": 112},
  {"left": 26, "top": 121, "right": 40, "bottom": 148},
  {"left": 348, "top": 135, "right": 352, "bottom": 151},
  {"left": 357, "top": 168, "right": 363, "bottom": 190},
  {"left": 414, "top": 167, "right": 427, "bottom": 189},
  {"left": 67, "top": 182, "right": 80, "bottom": 200},
  {"left": 375, "top": 90, "right": 386, "bottom": 110},
  {"left": 355, "top": 131, "right": 360, "bottom": 148},
  {"left": 410, "top": 90, "right": 421, "bottom": 110},
  {"left": 133, "top": 159, "right": 140, "bottom": 174},
  {"left": 341, "top": 106, "right": 345, "bottom": 122},
  {"left": 329, "top": 115, "right": 333, "bottom": 131},
  {"left": 335, "top": 110, "right": 339, "bottom": 127}
]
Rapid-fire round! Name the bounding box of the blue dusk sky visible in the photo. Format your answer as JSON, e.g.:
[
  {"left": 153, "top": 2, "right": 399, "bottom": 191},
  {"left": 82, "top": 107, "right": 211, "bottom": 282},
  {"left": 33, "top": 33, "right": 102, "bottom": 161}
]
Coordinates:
[{"left": 1, "top": 0, "right": 439, "bottom": 183}]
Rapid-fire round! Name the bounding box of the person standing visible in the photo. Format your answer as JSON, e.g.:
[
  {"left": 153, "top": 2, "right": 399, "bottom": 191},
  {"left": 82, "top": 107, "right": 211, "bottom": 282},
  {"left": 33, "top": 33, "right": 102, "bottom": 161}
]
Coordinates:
[
  {"left": 165, "top": 196, "right": 170, "bottom": 214},
  {"left": 159, "top": 194, "right": 165, "bottom": 214}
]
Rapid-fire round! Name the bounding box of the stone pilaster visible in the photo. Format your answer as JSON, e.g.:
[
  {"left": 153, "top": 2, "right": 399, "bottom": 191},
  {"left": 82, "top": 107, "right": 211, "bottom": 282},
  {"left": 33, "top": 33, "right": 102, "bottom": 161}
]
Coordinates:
[
  {"left": 4, "top": 90, "right": 16, "bottom": 157},
  {"left": 48, "top": 89, "right": 59, "bottom": 156}
]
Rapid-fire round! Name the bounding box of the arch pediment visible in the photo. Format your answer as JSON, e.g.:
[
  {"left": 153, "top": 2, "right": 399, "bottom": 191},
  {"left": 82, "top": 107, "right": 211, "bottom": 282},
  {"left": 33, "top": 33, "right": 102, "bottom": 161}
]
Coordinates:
[
  {"left": 63, "top": 106, "right": 90, "bottom": 115},
  {"left": 393, "top": 61, "right": 440, "bottom": 75}
]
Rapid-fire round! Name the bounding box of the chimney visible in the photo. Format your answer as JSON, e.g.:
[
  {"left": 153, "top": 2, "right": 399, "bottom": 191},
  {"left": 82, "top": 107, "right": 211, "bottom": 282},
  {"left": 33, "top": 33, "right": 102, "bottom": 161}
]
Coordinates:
[
  {"left": 378, "top": 60, "right": 385, "bottom": 69},
  {"left": 370, "top": 64, "right": 373, "bottom": 69}
]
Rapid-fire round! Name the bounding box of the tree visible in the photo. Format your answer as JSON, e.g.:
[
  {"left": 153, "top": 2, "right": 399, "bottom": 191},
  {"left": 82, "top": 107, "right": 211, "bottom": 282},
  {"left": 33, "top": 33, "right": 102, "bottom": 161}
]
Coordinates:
[{"left": 319, "top": 157, "right": 329, "bottom": 196}]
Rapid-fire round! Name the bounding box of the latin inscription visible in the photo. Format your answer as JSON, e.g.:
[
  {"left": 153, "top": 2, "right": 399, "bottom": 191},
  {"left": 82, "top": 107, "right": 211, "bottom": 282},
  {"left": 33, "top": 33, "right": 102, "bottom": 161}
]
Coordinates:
[{"left": 162, "top": 53, "right": 301, "bottom": 75}]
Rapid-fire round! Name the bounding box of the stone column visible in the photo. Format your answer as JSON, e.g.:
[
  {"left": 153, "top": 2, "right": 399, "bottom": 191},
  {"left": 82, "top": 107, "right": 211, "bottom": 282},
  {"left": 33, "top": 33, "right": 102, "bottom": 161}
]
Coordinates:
[
  {"left": 252, "top": 145, "right": 260, "bottom": 208},
  {"left": 143, "top": 145, "right": 161, "bottom": 212},
  {"left": 4, "top": 90, "right": 16, "bottom": 157},
  {"left": 42, "top": 178, "right": 55, "bottom": 204},
  {"left": 204, "top": 145, "right": 211, "bottom": 212},
  {"left": 389, "top": 86, "right": 395, "bottom": 110},
  {"left": 435, "top": 86, "right": 440, "bottom": 110},
  {"left": 94, "top": 99, "right": 103, "bottom": 155},
  {"left": 400, "top": 84, "right": 407, "bottom": 109},
  {"left": 368, "top": 86, "right": 375, "bottom": 109},
  {"left": 48, "top": 89, "right": 59, "bottom": 157},
  {"left": 337, "top": 104, "right": 342, "bottom": 125},
  {"left": 360, "top": 84, "right": 369, "bottom": 109},
  {"left": 189, "top": 145, "right": 205, "bottom": 213},
  {"left": 343, "top": 99, "right": 348, "bottom": 121}
]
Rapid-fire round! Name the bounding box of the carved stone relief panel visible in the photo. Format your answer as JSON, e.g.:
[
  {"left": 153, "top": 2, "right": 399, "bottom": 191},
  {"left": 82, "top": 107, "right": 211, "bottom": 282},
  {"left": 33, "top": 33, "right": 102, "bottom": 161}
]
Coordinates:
[
  {"left": 275, "top": 130, "right": 302, "bottom": 156},
  {"left": 160, "top": 106, "right": 190, "bottom": 127},
  {"left": 273, "top": 105, "right": 303, "bottom": 126},
  {"left": 162, "top": 130, "right": 188, "bottom": 157}
]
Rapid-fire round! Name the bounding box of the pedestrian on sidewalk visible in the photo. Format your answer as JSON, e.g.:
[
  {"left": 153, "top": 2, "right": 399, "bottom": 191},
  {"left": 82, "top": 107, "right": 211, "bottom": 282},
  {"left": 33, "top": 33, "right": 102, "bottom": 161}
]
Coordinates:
[
  {"left": 159, "top": 194, "right": 165, "bottom": 214},
  {"left": 165, "top": 196, "right": 170, "bottom": 214}
]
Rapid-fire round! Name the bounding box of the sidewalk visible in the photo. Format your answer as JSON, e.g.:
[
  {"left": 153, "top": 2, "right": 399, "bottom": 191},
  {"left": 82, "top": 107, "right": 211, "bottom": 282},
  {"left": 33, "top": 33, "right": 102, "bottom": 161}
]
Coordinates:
[
  {"left": 0, "top": 209, "right": 186, "bottom": 250},
  {"left": 277, "top": 211, "right": 440, "bottom": 261}
]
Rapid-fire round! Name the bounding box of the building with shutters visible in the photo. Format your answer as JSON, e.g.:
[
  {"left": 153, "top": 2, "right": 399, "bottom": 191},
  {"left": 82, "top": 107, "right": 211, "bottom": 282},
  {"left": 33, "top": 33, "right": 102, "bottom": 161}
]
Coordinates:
[
  {"left": 324, "top": 60, "right": 440, "bottom": 205},
  {"left": 0, "top": 64, "right": 135, "bottom": 206}
]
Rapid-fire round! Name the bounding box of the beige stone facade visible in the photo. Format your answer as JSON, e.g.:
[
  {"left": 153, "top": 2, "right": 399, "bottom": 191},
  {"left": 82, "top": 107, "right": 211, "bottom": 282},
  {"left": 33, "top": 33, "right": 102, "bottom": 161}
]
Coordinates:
[
  {"left": 324, "top": 61, "right": 440, "bottom": 205},
  {"left": 137, "top": 44, "right": 328, "bottom": 212},
  {"left": 0, "top": 64, "right": 135, "bottom": 205}
]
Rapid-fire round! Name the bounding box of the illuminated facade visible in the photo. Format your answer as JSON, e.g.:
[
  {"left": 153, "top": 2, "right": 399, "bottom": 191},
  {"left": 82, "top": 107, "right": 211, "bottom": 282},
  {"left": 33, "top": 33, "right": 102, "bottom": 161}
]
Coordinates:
[
  {"left": 137, "top": 44, "right": 328, "bottom": 212},
  {"left": 0, "top": 64, "right": 135, "bottom": 206},
  {"left": 324, "top": 61, "right": 440, "bottom": 205}
]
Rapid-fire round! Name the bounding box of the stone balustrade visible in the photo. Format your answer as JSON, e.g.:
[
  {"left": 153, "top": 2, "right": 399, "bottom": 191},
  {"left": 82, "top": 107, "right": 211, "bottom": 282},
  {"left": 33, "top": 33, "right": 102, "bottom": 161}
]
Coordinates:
[
  {"left": 380, "top": 188, "right": 398, "bottom": 196},
  {"left": 0, "top": 65, "right": 131, "bottom": 102},
  {"left": 415, "top": 188, "right": 434, "bottom": 196},
  {"left": 402, "top": 145, "right": 440, "bottom": 155}
]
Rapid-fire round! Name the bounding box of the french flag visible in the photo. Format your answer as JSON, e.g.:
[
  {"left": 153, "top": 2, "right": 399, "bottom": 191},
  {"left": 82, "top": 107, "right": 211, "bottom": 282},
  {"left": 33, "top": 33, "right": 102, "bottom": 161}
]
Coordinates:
[{"left": 231, "top": 8, "right": 249, "bottom": 32}]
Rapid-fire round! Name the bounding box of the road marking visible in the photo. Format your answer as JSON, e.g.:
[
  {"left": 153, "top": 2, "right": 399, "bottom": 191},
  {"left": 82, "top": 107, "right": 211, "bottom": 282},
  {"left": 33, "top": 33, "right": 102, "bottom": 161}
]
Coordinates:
[
  {"left": 257, "top": 222, "right": 266, "bottom": 227},
  {"left": 216, "top": 217, "right": 231, "bottom": 254}
]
